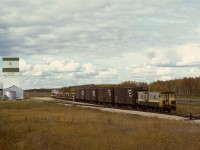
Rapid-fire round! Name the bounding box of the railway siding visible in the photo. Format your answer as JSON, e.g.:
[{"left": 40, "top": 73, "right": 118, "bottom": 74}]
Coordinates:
[{"left": 30, "top": 97, "right": 200, "bottom": 125}]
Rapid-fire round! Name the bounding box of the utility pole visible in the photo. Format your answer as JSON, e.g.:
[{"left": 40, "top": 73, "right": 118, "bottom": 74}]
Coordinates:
[
  {"left": 190, "top": 99, "right": 192, "bottom": 120},
  {"left": 73, "top": 95, "right": 75, "bottom": 106}
]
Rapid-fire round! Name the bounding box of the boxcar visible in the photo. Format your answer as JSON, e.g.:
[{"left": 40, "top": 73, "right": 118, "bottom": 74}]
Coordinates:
[
  {"left": 97, "top": 88, "right": 114, "bottom": 105},
  {"left": 63, "top": 93, "right": 69, "bottom": 100},
  {"left": 85, "top": 88, "right": 98, "bottom": 103},
  {"left": 66, "top": 93, "right": 76, "bottom": 100},
  {"left": 76, "top": 89, "right": 86, "bottom": 101},
  {"left": 114, "top": 88, "right": 126, "bottom": 106},
  {"left": 55, "top": 92, "right": 65, "bottom": 99},
  {"left": 114, "top": 87, "right": 148, "bottom": 107},
  {"left": 130, "top": 87, "right": 148, "bottom": 106}
]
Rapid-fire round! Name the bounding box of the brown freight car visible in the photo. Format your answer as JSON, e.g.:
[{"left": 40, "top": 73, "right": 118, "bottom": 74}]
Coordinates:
[
  {"left": 76, "top": 88, "right": 86, "bottom": 101},
  {"left": 97, "top": 88, "right": 114, "bottom": 105},
  {"left": 85, "top": 88, "right": 98, "bottom": 103},
  {"left": 114, "top": 87, "right": 148, "bottom": 107}
]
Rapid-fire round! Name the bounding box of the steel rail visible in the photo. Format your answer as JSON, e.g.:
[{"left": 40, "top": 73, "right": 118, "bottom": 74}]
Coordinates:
[{"left": 35, "top": 98, "right": 200, "bottom": 120}]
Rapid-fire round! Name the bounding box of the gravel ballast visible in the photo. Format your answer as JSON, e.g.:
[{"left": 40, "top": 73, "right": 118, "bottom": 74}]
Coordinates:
[{"left": 31, "top": 97, "right": 200, "bottom": 125}]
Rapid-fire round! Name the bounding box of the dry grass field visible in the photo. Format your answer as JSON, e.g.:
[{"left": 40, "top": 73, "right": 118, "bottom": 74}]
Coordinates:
[
  {"left": 176, "top": 101, "right": 200, "bottom": 115},
  {"left": 0, "top": 100, "right": 200, "bottom": 150},
  {"left": 24, "top": 91, "right": 51, "bottom": 99}
]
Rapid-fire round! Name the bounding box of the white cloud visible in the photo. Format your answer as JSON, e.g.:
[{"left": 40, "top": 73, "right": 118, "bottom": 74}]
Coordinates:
[
  {"left": 146, "top": 43, "right": 200, "bottom": 67},
  {"left": 19, "top": 59, "right": 31, "bottom": 72},
  {"left": 159, "top": 76, "right": 173, "bottom": 81},
  {"left": 65, "top": 61, "right": 80, "bottom": 72},
  {"left": 82, "top": 63, "right": 96, "bottom": 74},
  {"left": 156, "top": 67, "right": 171, "bottom": 76},
  {"left": 188, "top": 68, "right": 200, "bottom": 77},
  {"left": 146, "top": 48, "right": 176, "bottom": 67},
  {"left": 130, "top": 64, "right": 154, "bottom": 74},
  {"left": 48, "top": 60, "right": 67, "bottom": 72},
  {"left": 29, "top": 60, "right": 81, "bottom": 77},
  {"left": 127, "top": 64, "right": 174, "bottom": 83},
  {"left": 176, "top": 44, "right": 200, "bottom": 66},
  {"left": 31, "top": 64, "right": 44, "bottom": 76},
  {"left": 97, "top": 68, "right": 117, "bottom": 78}
]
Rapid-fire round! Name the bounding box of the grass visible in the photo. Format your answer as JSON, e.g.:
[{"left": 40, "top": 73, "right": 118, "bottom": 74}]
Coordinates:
[
  {"left": 24, "top": 91, "right": 51, "bottom": 99},
  {"left": 176, "top": 100, "right": 200, "bottom": 115},
  {"left": 0, "top": 100, "right": 200, "bottom": 150}
]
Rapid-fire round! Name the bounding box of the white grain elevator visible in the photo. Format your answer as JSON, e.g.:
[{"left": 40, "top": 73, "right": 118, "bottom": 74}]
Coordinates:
[{"left": 2, "top": 57, "right": 19, "bottom": 89}]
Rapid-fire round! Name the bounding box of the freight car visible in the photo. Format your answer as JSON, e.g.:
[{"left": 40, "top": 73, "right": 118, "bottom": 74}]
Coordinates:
[
  {"left": 85, "top": 88, "right": 98, "bottom": 103},
  {"left": 97, "top": 88, "right": 114, "bottom": 105},
  {"left": 64, "top": 93, "right": 76, "bottom": 100},
  {"left": 54, "top": 92, "right": 64, "bottom": 99},
  {"left": 76, "top": 88, "right": 86, "bottom": 101},
  {"left": 114, "top": 87, "right": 148, "bottom": 107}
]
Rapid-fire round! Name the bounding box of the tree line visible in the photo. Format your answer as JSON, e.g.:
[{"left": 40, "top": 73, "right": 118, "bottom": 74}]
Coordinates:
[
  {"left": 150, "top": 77, "right": 200, "bottom": 97},
  {"left": 60, "top": 77, "right": 200, "bottom": 97}
]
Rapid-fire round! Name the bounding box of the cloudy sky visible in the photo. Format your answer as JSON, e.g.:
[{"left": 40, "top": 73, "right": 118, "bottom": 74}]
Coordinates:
[{"left": 1, "top": 0, "right": 200, "bottom": 89}]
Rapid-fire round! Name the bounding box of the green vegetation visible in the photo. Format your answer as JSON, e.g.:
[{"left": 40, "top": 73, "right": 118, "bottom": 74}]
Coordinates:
[
  {"left": 149, "top": 77, "right": 200, "bottom": 97},
  {"left": 0, "top": 100, "right": 200, "bottom": 150}
]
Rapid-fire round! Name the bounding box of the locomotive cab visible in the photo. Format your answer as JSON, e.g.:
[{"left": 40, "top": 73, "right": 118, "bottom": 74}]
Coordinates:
[
  {"left": 160, "top": 92, "right": 176, "bottom": 111},
  {"left": 137, "top": 91, "right": 176, "bottom": 112}
]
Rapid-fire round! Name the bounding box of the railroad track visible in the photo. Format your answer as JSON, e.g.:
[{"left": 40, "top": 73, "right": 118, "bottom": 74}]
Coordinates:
[{"left": 35, "top": 98, "right": 200, "bottom": 120}]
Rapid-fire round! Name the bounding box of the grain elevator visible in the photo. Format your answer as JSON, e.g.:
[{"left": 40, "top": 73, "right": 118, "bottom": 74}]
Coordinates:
[{"left": 1, "top": 57, "right": 23, "bottom": 99}]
